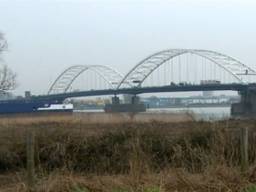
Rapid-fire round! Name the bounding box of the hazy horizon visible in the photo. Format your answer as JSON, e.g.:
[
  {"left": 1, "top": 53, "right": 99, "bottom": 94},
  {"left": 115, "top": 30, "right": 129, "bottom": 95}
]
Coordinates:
[{"left": 1, "top": 0, "right": 256, "bottom": 95}]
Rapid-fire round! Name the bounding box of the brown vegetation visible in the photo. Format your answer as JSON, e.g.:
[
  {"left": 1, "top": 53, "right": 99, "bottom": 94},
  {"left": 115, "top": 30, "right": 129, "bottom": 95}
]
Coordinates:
[{"left": 0, "top": 115, "right": 256, "bottom": 191}]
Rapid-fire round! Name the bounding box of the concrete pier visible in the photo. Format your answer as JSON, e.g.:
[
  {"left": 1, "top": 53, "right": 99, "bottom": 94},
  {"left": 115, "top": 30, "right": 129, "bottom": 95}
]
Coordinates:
[
  {"left": 104, "top": 96, "right": 146, "bottom": 113},
  {"left": 231, "top": 89, "right": 256, "bottom": 117}
]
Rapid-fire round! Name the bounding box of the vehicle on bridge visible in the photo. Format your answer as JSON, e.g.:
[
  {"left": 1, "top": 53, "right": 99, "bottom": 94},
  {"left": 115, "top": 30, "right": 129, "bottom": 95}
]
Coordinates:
[
  {"left": 179, "top": 82, "right": 189, "bottom": 86},
  {"left": 170, "top": 82, "right": 176, "bottom": 86},
  {"left": 132, "top": 80, "right": 141, "bottom": 84},
  {"left": 200, "top": 80, "right": 221, "bottom": 85}
]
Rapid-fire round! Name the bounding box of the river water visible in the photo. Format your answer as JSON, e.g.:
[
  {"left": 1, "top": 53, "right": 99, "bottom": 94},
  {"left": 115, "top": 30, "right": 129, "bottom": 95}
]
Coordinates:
[
  {"left": 75, "top": 106, "right": 231, "bottom": 121},
  {"left": 147, "top": 107, "right": 230, "bottom": 121}
]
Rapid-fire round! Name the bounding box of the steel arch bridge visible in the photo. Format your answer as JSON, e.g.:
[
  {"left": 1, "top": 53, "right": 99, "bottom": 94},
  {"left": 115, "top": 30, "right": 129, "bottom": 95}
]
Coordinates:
[
  {"left": 48, "top": 65, "right": 127, "bottom": 94},
  {"left": 117, "top": 49, "right": 256, "bottom": 88},
  {"left": 48, "top": 49, "right": 256, "bottom": 95}
]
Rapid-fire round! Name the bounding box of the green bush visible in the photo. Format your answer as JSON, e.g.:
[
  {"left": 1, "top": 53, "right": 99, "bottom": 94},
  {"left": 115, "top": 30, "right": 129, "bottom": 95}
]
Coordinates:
[{"left": 244, "top": 185, "right": 256, "bottom": 192}]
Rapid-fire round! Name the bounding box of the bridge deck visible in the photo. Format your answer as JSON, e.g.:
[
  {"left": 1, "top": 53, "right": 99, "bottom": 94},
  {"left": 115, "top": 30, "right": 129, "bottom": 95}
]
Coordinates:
[{"left": 34, "top": 83, "right": 250, "bottom": 102}]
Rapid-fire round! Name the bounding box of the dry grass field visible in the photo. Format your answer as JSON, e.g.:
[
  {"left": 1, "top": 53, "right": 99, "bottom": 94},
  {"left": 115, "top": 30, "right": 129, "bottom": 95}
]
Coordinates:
[{"left": 0, "top": 114, "right": 256, "bottom": 191}]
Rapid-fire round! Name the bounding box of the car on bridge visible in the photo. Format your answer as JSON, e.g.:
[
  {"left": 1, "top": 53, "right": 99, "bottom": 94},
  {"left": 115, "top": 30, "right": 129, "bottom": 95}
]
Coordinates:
[
  {"left": 170, "top": 82, "right": 176, "bottom": 86},
  {"left": 132, "top": 80, "right": 141, "bottom": 84},
  {"left": 178, "top": 82, "right": 190, "bottom": 86}
]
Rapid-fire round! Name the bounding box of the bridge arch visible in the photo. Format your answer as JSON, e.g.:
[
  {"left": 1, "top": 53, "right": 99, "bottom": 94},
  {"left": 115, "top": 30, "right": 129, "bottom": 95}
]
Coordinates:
[
  {"left": 48, "top": 65, "right": 126, "bottom": 94},
  {"left": 117, "top": 49, "right": 256, "bottom": 88}
]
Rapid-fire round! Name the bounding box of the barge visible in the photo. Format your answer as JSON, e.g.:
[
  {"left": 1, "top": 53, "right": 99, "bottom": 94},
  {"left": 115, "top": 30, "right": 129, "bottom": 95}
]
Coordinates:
[{"left": 0, "top": 98, "right": 73, "bottom": 114}]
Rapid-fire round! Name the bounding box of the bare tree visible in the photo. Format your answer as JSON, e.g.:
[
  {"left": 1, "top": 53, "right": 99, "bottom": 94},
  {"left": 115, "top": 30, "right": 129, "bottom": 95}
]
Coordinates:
[
  {"left": 0, "top": 32, "right": 17, "bottom": 91},
  {"left": 0, "top": 32, "right": 7, "bottom": 53},
  {"left": 0, "top": 65, "right": 17, "bottom": 91}
]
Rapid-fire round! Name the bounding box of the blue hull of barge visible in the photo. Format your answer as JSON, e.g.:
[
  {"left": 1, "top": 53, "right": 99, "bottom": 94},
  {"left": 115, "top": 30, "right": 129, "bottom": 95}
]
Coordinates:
[{"left": 0, "top": 99, "right": 64, "bottom": 114}]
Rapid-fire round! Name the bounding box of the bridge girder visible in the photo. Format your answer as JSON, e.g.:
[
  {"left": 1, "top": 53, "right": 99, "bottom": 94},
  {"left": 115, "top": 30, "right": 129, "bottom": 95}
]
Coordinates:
[
  {"left": 117, "top": 49, "right": 256, "bottom": 88},
  {"left": 48, "top": 65, "right": 127, "bottom": 95}
]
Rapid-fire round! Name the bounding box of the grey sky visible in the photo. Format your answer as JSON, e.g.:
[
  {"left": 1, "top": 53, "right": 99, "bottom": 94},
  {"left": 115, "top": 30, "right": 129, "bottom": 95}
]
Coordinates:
[{"left": 0, "top": 0, "right": 256, "bottom": 95}]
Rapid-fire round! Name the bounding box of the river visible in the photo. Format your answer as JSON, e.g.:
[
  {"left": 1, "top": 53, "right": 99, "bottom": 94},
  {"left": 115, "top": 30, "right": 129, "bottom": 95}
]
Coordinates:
[{"left": 75, "top": 106, "right": 231, "bottom": 121}]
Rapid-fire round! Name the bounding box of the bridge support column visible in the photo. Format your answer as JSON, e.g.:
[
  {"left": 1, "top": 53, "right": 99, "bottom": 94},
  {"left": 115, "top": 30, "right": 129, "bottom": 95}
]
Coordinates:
[
  {"left": 231, "top": 89, "right": 256, "bottom": 117},
  {"left": 131, "top": 95, "right": 140, "bottom": 104},
  {"left": 104, "top": 95, "right": 146, "bottom": 113},
  {"left": 112, "top": 96, "right": 120, "bottom": 105}
]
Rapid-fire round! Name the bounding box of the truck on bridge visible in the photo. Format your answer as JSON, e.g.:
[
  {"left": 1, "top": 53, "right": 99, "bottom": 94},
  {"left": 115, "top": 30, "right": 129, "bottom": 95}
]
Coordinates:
[{"left": 200, "top": 80, "right": 221, "bottom": 85}]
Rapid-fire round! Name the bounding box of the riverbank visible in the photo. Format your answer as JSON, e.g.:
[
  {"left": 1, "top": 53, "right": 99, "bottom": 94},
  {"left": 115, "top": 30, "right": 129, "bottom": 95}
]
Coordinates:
[
  {"left": 0, "top": 117, "right": 256, "bottom": 191},
  {"left": 0, "top": 111, "right": 195, "bottom": 124}
]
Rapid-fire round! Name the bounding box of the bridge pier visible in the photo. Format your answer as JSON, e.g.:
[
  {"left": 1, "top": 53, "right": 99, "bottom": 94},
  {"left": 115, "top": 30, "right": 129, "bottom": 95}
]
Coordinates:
[
  {"left": 104, "top": 95, "right": 146, "bottom": 113},
  {"left": 231, "top": 89, "right": 256, "bottom": 117},
  {"left": 131, "top": 95, "right": 140, "bottom": 105},
  {"left": 112, "top": 96, "right": 120, "bottom": 105}
]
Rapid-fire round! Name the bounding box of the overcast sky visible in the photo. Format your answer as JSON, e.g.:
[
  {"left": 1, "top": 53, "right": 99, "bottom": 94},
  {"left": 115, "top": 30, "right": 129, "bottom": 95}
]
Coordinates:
[{"left": 0, "top": 0, "right": 256, "bottom": 95}]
